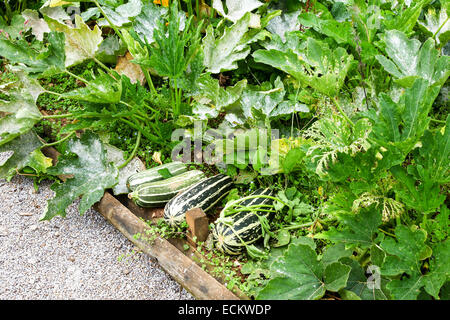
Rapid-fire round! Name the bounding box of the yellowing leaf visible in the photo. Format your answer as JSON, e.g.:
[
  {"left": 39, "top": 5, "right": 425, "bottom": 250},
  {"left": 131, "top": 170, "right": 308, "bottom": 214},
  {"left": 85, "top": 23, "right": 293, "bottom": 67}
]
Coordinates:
[
  {"left": 49, "top": 0, "right": 72, "bottom": 7},
  {"left": 152, "top": 151, "right": 162, "bottom": 164},
  {"left": 45, "top": 15, "right": 103, "bottom": 67}
]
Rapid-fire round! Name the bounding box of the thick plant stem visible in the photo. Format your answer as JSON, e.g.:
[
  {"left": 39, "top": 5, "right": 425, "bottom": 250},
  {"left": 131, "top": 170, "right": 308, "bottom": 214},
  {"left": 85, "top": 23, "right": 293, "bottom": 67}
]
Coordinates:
[
  {"left": 118, "top": 130, "right": 141, "bottom": 169},
  {"left": 119, "top": 118, "right": 159, "bottom": 142},
  {"left": 65, "top": 70, "right": 89, "bottom": 84},
  {"left": 40, "top": 131, "right": 75, "bottom": 149},
  {"left": 43, "top": 89, "right": 64, "bottom": 97},
  {"left": 433, "top": 16, "right": 449, "bottom": 40},
  {"left": 430, "top": 118, "right": 446, "bottom": 124},
  {"left": 173, "top": 78, "right": 179, "bottom": 117},
  {"left": 281, "top": 221, "right": 315, "bottom": 231},
  {"left": 143, "top": 68, "right": 157, "bottom": 95},
  {"left": 93, "top": 57, "right": 114, "bottom": 76},
  {"left": 332, "top": 96, "right": 354, "bottom": 128},
  {"left": 42, "top": 113, "right": 74, "bottom": 119}
]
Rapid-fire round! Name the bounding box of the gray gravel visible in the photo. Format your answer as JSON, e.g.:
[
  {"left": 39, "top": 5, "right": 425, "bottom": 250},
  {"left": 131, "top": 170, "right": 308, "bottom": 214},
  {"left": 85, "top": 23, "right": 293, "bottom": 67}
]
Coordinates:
[{"left": 0, "top": 175, "right": 193, "bottom": 300}]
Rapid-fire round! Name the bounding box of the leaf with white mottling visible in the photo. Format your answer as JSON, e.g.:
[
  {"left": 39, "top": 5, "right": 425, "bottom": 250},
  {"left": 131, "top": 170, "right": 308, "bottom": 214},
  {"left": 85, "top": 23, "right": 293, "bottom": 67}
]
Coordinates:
[
  {"left": 203, "top": 13, "right": 252, "bottom": 73},
  {"left": 45, "top": 15, "right": 103, "bottom": 67},
  {"left": 0, "top": 130, "right": 50, "bottom": 181},
  {"left": 213, "top": 0, "right": 263, "bottom": 23},
  {"left": 62, "top": 70, "right": 122, "bottom": 104},
  {"left": 133, "top": 2, "right": 167, "bottom": 44},
  {"left": 0, "top": 73, "right": 44, "bottom": 146},
  {"left": 104, "top": 144, "right": 145, "bottom": 195},
  {"left": 40, "top": 5, "right": 71, "bottom": 23},
  {"left": 419, "top": 7, "right": 450, "bottom": 45},
  {"left": 22, "top": 10, "right": 50, "bottom": 41},
  {"left": 266, "top": 10, "right": 301, "bottom": 42},
  {"left": 376, "top": 30, "right": 450, "bottom": 87},
  {"left": 41, "top": 132, "right": 119, "bottom": 220}
]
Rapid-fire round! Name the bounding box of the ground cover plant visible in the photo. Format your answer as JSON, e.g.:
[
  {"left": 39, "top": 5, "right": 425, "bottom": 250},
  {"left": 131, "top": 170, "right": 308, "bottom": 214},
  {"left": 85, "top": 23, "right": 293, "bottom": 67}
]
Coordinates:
[{"left": 0, "top": 0, "right": 449, "bottom": 300}]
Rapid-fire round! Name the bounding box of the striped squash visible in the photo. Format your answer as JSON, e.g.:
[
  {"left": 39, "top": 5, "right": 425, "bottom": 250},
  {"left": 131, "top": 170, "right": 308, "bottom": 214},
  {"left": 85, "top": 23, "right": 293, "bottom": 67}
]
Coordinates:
[
  {"left": 212, "top": 188, "right": 275, "bottom": 255},
  {"left": 126, "top": 162, "right": 187, "bottom": 191},
  {"left": 164, "top": 174, "right": 233, "bottom": 226},
  {"left": 129, "top": 170, "right": 205, "bottom": 207}
]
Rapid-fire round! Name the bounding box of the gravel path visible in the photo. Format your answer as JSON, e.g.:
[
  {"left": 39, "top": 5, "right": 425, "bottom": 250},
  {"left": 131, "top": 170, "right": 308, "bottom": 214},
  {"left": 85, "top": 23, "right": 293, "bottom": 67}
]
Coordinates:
[{"left": 0, "top": 175, "right": 193, "bottom": 300}]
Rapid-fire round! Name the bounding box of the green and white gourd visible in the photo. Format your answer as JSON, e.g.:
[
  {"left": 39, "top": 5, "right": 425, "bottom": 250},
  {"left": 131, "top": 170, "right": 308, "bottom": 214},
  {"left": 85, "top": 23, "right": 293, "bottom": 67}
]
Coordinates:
[
  {"left": 164, "top": 174, "right": 233, "bottom": 226},
  {"left": 129, "top": 170, "right": 205, "bottom": 207},
  {"left": 212, "top": 188, "right": 275, "bottom": 255},
  {"left": 126, "top": 161, "right": 187, "bottom": 191}
]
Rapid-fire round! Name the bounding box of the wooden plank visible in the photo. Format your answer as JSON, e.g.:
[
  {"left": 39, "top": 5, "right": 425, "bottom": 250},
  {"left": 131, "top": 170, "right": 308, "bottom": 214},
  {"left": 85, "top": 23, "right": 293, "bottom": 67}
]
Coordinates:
[{"left": 94, "top": 192, "right": 240, "bottom": 300}]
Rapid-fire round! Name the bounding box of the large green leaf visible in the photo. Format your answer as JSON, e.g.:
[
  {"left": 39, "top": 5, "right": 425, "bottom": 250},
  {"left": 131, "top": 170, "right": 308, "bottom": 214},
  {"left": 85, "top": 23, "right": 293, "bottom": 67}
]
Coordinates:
[
  {"left": 265, "top": 10, "right": 301, "bottom": 42},
  {"left": 41, "top": 131, "right": 119, "bottom": 220},
  {"left": 298, "top": 12, "right": 355, "bottom": 46},
  {"left": 369, "top": 78, "right": 441, "bottom": 156},
  {"left": 96, "top": 0, "right": 142, "bottom": 27},
  {"left": 190, "top": 74, "right": 246, "bottom": 120},
  {"left": 203, "top": 13, "right": 252, "bottom": 73},
  {"left": 0, "top": 31, "right": 65, "bottom": 77},
  {"left": 253, "top": 37, "right": 353, "bottom": 97},
  {"left": 0, "top": 73, "right": 44, "bottom": 145},
  {"left": 96, "top": 35, "right": 127, "bottom": 64},
  {"left": 257, "top": 244, "right": 351, "bottom": 300},
  {"left": 45, "top": 15, "right": 103, "bottom": 67},
  {"left": 62, "top": 70, "right": 122, "bottom": 104},
  {"left": 213, "top": 0, "right": 263, "bottom": 26},
  {"left": 378, "top": 225, "right": 450, "bottom": 300},
  {"left": 315, "top": 206, "right": 382, "bottom": 249},
  {"left": 304, "top": 115, "right": 371, "bottom": 178},
  {"left": 240, "top": 77, "right": 285, "bottom": 119},
  {"left": 340, "top": 258, "right": 390, "bottom": 300},
  {"left": 0, "top": 130, "right": 51, "bottom": 180},
  {"left": 376, "top": 30, "right": 450, "bottom": 87},
  {"left": 386, "top": 274, "right": 425, "bottom": 300},
  {"left": 383, "top": 0, "right": 431, "bottom": 34},
  {"left": 132, "top": 2, "right": 167, "bottom": 44},
  {"left": 390, "top": 115, "right": 449, "bottom": 213},
  {"left": 380, "top": 225, "right": 432, "bottom": 277},
  {"left": 416, "top": 116, "right": 450, "bottom": 185},
  {"left": 144, "top": 2, "right": 202, "bottom": 80},
  {"left": 0, "top": 13, "right": 27, "bottom": 39},
  {"left": 423, "top": 240, "right": 450, "bottom": 299},
  {"left": 104, "top": 143, "right": 145, "bottom": 195},
  {"left": 40, "top": 5, "right": 71, "bottom": 23}
]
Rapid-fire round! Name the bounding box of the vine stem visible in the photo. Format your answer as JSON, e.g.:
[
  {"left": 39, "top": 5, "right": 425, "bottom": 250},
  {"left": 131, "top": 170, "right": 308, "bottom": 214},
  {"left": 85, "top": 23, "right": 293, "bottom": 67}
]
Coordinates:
[
  {"left": 65, "top": 70, "right": 89, "bottom": 84},
  {"left": 433, "top": 16, "right": 449, "bottom": 41},
  {"left": 222, "top": 195, "right": 289, "bottom": 217},
  {"left": 332, "top": 96, "right": 354, "bottom": 128},
  {"left": 118, "top": 130, "right": 141, "bottom": 169},
  {"left": 40, "top": 131, "right": 75, "bottom": 149},
  {"left": 143, "top": 68, "right": 157, "bottom": 95},
  {"left": 430, "top": 118, "right": 446, "bottom": 124},
  {"left": 92, "top": 0, "right": 127, "bottom": 45},
  {"left": 280, "top": 221, "right": 315, "bottom": 231},
  {"left": 93, "top": 57, "right": 115, "bottom": 77},
  {"left": 43, "top": 89, "right": 64, "bottom": 97},
  {"left": 378, "top": 228, "right": 396, "bottom": 238},
  {"left": 42, "top": 113, "right": 74, "bottom": 119}
]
